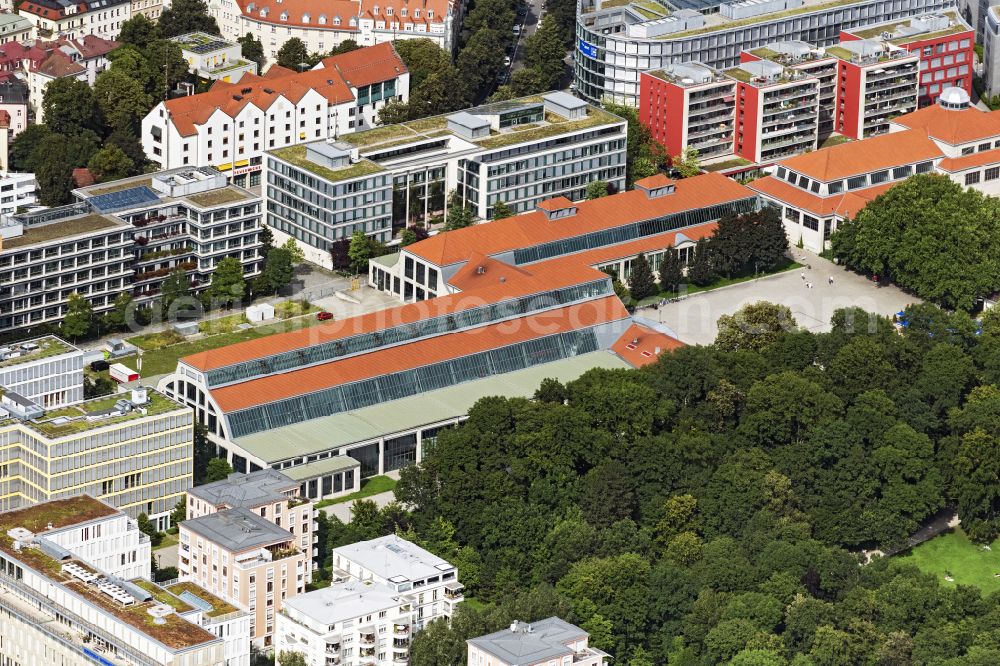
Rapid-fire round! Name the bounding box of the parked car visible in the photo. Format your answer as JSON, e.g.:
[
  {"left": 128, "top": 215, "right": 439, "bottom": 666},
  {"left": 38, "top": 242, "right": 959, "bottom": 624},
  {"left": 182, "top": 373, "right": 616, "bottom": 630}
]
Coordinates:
[
  {"left": 90, "top": 359, "right": 110, "bottom": 372},
  {"left": 504, "top": 55, "right": 512, "bottom": 67},
  {"left": 317, "top": 311, "right": 334, "bottom": 321},
  {"left": 513, "top": 24, "right": 522, "bottom": 35}
]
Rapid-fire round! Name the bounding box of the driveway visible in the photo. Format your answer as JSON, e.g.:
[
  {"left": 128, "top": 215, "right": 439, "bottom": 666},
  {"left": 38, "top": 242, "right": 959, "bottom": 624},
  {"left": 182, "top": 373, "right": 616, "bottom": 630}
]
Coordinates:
[
  {"left": 320, "top": 491, "right": 397, "bottom": 524},
  {"left": 642, "top": 251, "right": 919, "bottom": 345}
]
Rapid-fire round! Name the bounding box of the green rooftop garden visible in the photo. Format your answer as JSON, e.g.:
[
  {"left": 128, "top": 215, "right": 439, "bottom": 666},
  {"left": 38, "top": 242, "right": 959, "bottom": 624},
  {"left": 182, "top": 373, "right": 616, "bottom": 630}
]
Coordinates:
[
  {"left": 186, "top": 187, "right": 252, "bottom": 208},
  {"left": 0, "top": 337, "right": 74, "bottom": 369},
  {"left": 0, "top": 495, "right": 117, "bottom": 534},
  {"left": 700, "top": 157, "right": 753, "bottom": 172},
  {"left": 477, "top": 106, "right": 623, "bottom": 149},
  {"left": 133, "top": 579, "right": 195, "bottom": 613},
  {"left": 27, "top": 391, "right": 183, "bottom": 439},
  {"left": 272, "top": 145, "right": 385, "bottom": 182},
  {"left": 167, "top": 581, "right": 241, "bottom": 617},
  {"left": 3, "top": 214, "right": 122, "bottom": 249},
  {"left": 339, "top": 124, "right": 418, "bottom": 148}
]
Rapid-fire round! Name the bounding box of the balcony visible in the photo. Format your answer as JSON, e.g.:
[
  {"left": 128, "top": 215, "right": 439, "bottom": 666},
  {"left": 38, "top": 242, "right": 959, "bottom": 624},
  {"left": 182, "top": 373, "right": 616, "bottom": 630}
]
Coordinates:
[
  {"left": 359, "top": 633, "right": 376, "bottom": 647},
  {"left": 393, "top": 624, "right": 410, "bottom": 636},
  {"left": 444, "top": 582, "right": 464, "bottom": 601},
  {"left": 687, "top": 103, "right": 734, "bottom": 121}
]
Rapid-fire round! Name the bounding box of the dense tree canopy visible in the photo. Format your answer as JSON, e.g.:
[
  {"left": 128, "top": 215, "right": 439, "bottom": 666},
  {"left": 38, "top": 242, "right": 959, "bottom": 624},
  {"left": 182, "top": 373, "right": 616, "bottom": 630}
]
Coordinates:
[
  {"left": 832, "top": 174, "right": 1000, "bottom": 310},
  {"left": 299, "top": 301, "right": 1000, "bottom": 666}
]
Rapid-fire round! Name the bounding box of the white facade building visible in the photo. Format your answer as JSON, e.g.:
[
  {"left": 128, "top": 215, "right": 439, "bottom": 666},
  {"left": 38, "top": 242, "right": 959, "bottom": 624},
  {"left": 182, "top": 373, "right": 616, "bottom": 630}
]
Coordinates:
[
  {"left": 141, "top": 41, "right": 408, "bottom": 188},
  {"left": 331, "top": 535, "right": 463, "bottom": 632},
  {"left": 0, "top": 170, "right": 36, "bottom": 216},
  {"left": 467, "top": 618, "right": 609, "bottom": 666},
  {"left": 276, "top": 579, "right": 414, "bottom": 666},
  {"left": 19, "top": 0, "right": 131, "bottom": 41},
  {"left": 173, "top": 31, "right": 257, "bottom": 83},
  {"left": 0, "top": 335, "right": 83, "bottom": 408}
]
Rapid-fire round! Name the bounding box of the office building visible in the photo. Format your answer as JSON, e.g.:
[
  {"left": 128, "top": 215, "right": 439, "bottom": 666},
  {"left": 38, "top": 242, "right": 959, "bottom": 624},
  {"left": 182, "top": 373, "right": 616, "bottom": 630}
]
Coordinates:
[
  {"left": 839, "top": 11, "right": 973, "bottom": 106},
  {"left": 276, "top": 579, "right": 413, "bottom": 666},
  {"left": 180, "top": 468, "right": 315, "bottom": 649},
  {"left": 980, "top": 5, "right": 1000, "bottom": 96},
  {"left": 574, "top": 0, "right": 951, "bottom": 106},
  {"left": 0, "top": 385, "right": 194, "bottom": 528},
  {"left": 207, "top": 0, "right": 459, "bottom": 64},
  {"left": 264, "top": 92, "right": 626, "bottom": 267},
  {"left": 0, "top": 496, "right": 250, "bottom": 665},
  {"left": 750, "top": 86, "right": 1000, "bottom": 252},
  {"left": 0, "top": 166, "right": 262, "bottom": 336},
  {"left": 467, "top": 618, "right": 609, "bottom": 666},
  {"left": 19, "top": 0, "right": 131, "bottom": 41},
  {"left": 142, "top": 42, "right": 409, "bottom": 188},
  {"left": 156, "top": 173, "right": 739, "bottom": 484},
  {"left": 173, "top": 31, "right": 258, "bottom": 83},
  {"left": 0, "top": 335, "right": 83, "bottom": 408}
]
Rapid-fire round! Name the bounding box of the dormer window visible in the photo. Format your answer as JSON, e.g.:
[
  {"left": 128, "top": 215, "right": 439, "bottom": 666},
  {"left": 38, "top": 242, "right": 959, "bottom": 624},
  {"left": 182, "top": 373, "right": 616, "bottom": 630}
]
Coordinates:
[
  {"left": 413, "top": 8, "right": 419, "bottom": 17},
  {"left": 349, "top": 16, "right": 357, "bottom": 25},
  {"left": 302, "top": 12, "right": 309, "bottom": 22},
  {"left": 373, "top": 4, "right": 378, "bottom": 13},
  {"left": 333, "top": 15, "right": 340, "bottom": 24},
  {"left": 400, "top": 7, "right": 406, "bottom": 16},
  {"left": 427, "top": 9, "right": 433, "bottom": 17},
  {"left": 259, "top": 7, "right": 267, "bottom": 17},
  {"left": 280, "top": 10, "right": 287, "bottom": 20},
  {"left": 386, "top": 6, "right": 392, "bottom": 15},
  {"left": 318, "top": 13, "right": 326, "bottom": 23}
]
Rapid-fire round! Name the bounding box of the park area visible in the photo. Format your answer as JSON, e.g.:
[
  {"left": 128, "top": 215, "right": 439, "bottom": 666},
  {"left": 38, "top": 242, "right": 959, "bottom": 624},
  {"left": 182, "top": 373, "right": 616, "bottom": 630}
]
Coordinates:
[{"left": 898, "top": 528, "right": 1000, "bottom": 594}]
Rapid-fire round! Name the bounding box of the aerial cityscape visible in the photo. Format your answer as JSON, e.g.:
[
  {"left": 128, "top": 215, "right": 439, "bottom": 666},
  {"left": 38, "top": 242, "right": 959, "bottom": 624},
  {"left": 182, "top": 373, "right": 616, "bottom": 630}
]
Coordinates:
[{"left": 2, "top": 0, "right": 1000, "bottom": 663}]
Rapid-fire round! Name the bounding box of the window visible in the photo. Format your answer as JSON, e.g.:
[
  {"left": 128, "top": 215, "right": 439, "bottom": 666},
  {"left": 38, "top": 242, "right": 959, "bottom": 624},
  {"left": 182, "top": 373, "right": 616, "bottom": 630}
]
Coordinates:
[
  {"left": 965, "top": 171, "right": 981, "bottom": 186},
  {"left": 986, "top": 167, "right": 999, "bottom": 181}
]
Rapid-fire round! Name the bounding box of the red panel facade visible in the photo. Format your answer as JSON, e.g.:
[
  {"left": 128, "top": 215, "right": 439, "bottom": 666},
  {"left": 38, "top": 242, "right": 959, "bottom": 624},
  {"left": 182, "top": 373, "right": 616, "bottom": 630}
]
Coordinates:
[
  {"left": 734, "top": 82, "right": 760, "bottom": 162},
  {"left": 835, "top": 61, "right": 864, "bottom": 139},
  {"left": 639, "top": 72, "right": 689, "bottom": 157}
]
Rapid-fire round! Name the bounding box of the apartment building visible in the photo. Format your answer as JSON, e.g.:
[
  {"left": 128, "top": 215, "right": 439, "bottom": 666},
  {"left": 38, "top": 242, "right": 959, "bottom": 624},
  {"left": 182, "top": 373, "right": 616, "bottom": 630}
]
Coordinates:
[
  {"left": 0, "top": 77, "right": 30, "bottom": 141},
  {"left": 468, "top": 618, "right": 609, "bottom": 666},
  {"left": 26, "top": 35, "right": 119, "bottom": 122},
  {"left": 0, "top": 385, "right": 194, "bottom": 528},
  {"left": 207, "top": 0, "right": 459, "bottom": 64},
  {"left": 0, "top": 13, "right": 31, "bottom": 44},
  {"left": 264, "top": 92, "right": 626, "bottom": 267},
  {"left": 0, "top": 170, "right": 35, "bottom": 212},
  {"left": 141, "top": 42, "right": 409, "bottom": 188},
  {"left": 575, "top": 0, "right": 950, "bottom": 106},
  {"left": 180, "top": 468, "right": 315, "bottom": 649},
  {"left": 0, "top": 496, "right": 252, "bottom": 665},
  {"left": 840, "top": 11, "right": 973, "bottom": 106},
  {"left": 173, "top": 31, "right": 258, "bottom": 84},
  {"left": 18, "top": 0, "right": 131, "bottom": 41},
  {"left": 0, "top": 166, "right": 262, "bottom": 336},
  {"left": 131, "top": 0, "right": 162, "bottom": 19},
  {"left": 0, "top": 335, "right": 83, "bottom": 408},
  {"left": 750, "top": 86, "right": 1000, "bottom": 251},
  {"left": 331, "top": 535, "right": 462, "bottom": 631}
]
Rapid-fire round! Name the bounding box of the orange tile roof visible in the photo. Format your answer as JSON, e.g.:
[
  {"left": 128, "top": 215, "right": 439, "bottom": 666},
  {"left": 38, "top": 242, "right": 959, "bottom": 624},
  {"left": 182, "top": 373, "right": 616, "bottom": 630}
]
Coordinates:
[
  {"left": 892, "top": 104, "right": 1000, "bottom": 145},
  {"left": 406, "top": 172, "right": 755, "bottom": 267},
  {"left": 937, "top": 147, "right": 1000, "bottom": 171},
  {"left": 536, "top": 196, "right": 574, "bottom": 211},
  {"left": 775, "top": 130, "right": 942, "bottom": 181},
  {"left": 212, "top": 296, "right": 629, "bottom": 411},
  {"left": 162, "top": 42, "right": 405, "bottom": 137},
  {"left": 750, "top": 176, "right": 896, "bottom": 218},
  {"left": 262, "top": 64, "right": 297, "bottom": 79},
  {"left": 611, "top": 323, "right": 683, "bottom": 368},
  {"left": 237, "top": 0, "right": 362, "bottom": 29},
  {"left": 321, "top": 42, "right": 407, "bottom": 88},
  {"left": 446, "top": 253, "right": 533, "bottom": 291},
  {"left": 357, "top": 0, "right": 452, "bottom": 25},
  {"left": 635, "top": 173, "right": 676, "bottom": 189},
  {"left": 181, "top": 259, "right": 609, "bottom": 372}
]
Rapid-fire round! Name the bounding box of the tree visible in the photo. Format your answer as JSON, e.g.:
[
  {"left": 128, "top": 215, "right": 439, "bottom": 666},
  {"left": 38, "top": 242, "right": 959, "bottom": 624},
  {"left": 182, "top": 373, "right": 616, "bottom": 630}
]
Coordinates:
[
  {"left": 238, "top": 33, "right": 266, "bottom": 71},
  {"left": 348, "top": 230, "right": 372, "bottom": 274},
  {"left": 378, "top": 100, "right": 411, "bottom": 125},
  {"left": 43, "top": 78, "right": 97, "bottom": 136},
  {"left": 276, "top": 38, "right": 309, "bottom": 70},
  {"left": 394, "top": 39, "right": 452, "bottom": 88},
  {"left": 330, "top": 238, "right": 352, "bottom": 271},
  {"left": 464, "top": 0, "right": 515, "bottom": 35},
  {"left": 107, "top": 128, "right": 149, "bottom": 169},
  {"left": 492, "top": 201, "right": 513, "bottom": 220},
  {"left": 35, "top": 150, "right": 76, "bottom": 206},
  {"left": 205, "top": 458, "right": 234, "bottom": 483},
  {"left": 62, "top": 293, "right": 93, "bottom": 340},
  {"left": 279, "top": 237, "right": 304, "bottom": 265},
  {"left": 161, "top": 267, "right": 191, "bottom": 313},
  {"left": 587, "top": 180, "right": 609, "bottom": 199},
  {"left": 106, "top": 292, "right": 134, "bottom": 331},
  {"left": 157, "top": 0, "right": 220, "bottom": 37},
  {"left": 119, "top": 14, "right": 160, "bottom": 49},
  {"left": 831, "top": 174, "right": 1000, "bottom": 310},
  {"left": 671, "top": 147, "right": 701, "bottom": 178},
  {"left": 93, "top": 69, "right": 152, "bottom": 134},
  {"left": 628, "top": 253, "right": 658, "bottom": 301},
  {"left": 208, "top": 257, "right": 246, "bottom": 308},
  {"left": 9, "top": 124, "right": 52, "bottom": 171},
  {"left": 259, "top": 247, "right": 295, "bottom": 294},
  {"left": 143, "top": 40, "right": 190, "bottom": 97},
  {"left": 716, "top": 302, "right": 797, "bottom": 353},
  {"left": 522, "top": 19, "right": 568, "bottom": 89},
  {"left": 400, "top": 226, "right": 429, "bottom": 246},
  {"left": 510, "top": 67, "right": 551, "bottom": 96},
  {"left": 136, "top": 513, "right": 162, "bottom": 546},
  {"left": 953, "top": 428, "right": 1000, "bottom": 541},
  {"left": 277, "top": 652, "right": 307, "bottom": 666},
  {"left": 329, "top": 39, "right": 361, "bottom": 56},
  {"left": 170, "top": 499, "right": 186, "bottom": 525},
  {"left": 88, "top": 145, "right": 136, "bottom": 182},
  {"left": 659, "top": 249, "right": 683, "bottom": 293},
  {"left": 687, "top": 238, "right": 715, "bottom": 286},
  {"left": 406, "top": 67, "right": 469, "bottom": 119},
  {"left": 444, "top": 191, "right": 475, "bottom": 230},
  {"left": 534, "top": 378, "right": 568, "bottom": 403}
]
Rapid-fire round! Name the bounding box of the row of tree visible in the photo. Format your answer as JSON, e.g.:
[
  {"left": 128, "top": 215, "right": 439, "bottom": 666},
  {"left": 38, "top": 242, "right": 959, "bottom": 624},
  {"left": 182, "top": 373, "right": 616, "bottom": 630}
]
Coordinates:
[{"left": 300, "top": 299, "right": 1000, "bottom": 665}]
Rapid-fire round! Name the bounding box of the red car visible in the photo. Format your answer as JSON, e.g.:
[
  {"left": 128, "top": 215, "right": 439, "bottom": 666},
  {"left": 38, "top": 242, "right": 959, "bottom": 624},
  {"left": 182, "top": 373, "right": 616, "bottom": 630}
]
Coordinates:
[{"left": 317, "top": 311, "right": 334, "bottom": 321}]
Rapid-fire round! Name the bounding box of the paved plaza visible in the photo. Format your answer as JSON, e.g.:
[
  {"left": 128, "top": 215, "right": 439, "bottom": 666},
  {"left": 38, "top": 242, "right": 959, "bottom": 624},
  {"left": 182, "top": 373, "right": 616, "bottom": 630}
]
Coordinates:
[{"left": 641, "top": 251, "right": 919, "bottom": 346}]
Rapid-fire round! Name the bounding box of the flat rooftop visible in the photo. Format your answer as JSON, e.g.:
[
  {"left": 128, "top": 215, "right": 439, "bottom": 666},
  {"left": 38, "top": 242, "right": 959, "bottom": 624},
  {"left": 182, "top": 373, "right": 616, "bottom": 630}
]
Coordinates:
[
  {"left": 284, "top": 579, "right": 402, "bottom": 623},
  {"left": 333, "top": 534, "right": 453, "bottom": 582},
  {"left": 22, "top": 390, "right": 186, "bottom": 439},
  {"left": 182, "top": 507, "right": 294, "bottom": 553},
  {"left": 172, "top": 31, "right": 236, "bottom": 53},
  {"left": 233, "top": 351, "right": 631, "bottom": 463},
  {"left": 270, "top": 144, "right": 385, "bottom": 183},
  {"left": 469, "top": 617, "right": 591, "bottom": 664},
  {"left": 1, "top": 213, "right": 123, "bottom": 250},
  {"left": 165, "top": 581, "right": 242, "bottom": 617},
  {"left": 0, "top": 495, "right": 117, "bottom": 535},
  {"left": 848, "top": 10, "right": 970, "bottom": 43},
  {"left": 0, "top": 336, "right": 77, "bottom": 370},
  {"left": 188, "top": 468, "right": 297, "bottom": 509}
]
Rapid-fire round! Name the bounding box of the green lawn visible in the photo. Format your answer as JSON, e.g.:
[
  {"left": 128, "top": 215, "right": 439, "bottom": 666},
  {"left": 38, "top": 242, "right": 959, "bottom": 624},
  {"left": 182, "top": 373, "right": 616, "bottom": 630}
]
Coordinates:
[
  {"left": 635, "top": 258, "right": 802, "bottom": 307},
  {"left": 154, "top": 530, "right": 179, "bottom": 551},
  {"left": 897, "top": 528, "right": 1000, "bottom": 594},
  {"left": 315, "top": 475, "right": 397, "bottom": 508}
]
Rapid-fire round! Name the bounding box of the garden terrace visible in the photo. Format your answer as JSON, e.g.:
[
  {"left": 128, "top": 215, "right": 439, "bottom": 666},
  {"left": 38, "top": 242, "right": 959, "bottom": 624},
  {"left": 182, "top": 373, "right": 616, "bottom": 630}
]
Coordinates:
[
  {"left": 167, "top": 581, "right": 241, "bottom": 617},
  {"left": 25, "top": 391, "right": 184, "bottom": 438},
  {"left": 1, "top": 214, "right": 122, "bottom": 250},
  {"left": 0, "top": 336, "right": 75, "bottom": 369},
  {"left": 271, "top": 145, "right": 385, "bottom": 182},
  {"left": 132, "top": 579, "right": 195, "bottom": 613},
  {"left": 185, "top": 187, "right": 254, "bottom": 207}
]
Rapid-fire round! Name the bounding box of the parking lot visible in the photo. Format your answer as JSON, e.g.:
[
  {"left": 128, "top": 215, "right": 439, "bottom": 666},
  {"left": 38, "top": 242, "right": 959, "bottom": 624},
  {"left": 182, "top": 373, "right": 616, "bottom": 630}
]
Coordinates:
[{"left": 641, "top": 252, "right": 919, "bottom": 346}]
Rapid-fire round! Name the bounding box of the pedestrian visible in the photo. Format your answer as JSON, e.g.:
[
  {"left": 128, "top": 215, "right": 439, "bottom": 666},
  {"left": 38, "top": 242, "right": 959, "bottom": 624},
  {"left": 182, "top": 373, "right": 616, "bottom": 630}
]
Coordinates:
[
  {"left": 828, "top": 276, "right": 833, "bottom": 285},
  {"left": 801, "top": 272, "right": 805, "bottom": 280}
]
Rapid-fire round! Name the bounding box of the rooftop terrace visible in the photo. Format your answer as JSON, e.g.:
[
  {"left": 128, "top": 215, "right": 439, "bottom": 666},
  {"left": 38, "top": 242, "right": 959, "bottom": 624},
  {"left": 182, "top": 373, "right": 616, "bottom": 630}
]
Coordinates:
[
  {"left": 23, "top": 390, "right": 185, "bottom": 438},
  {"left": 166, "top": 581, "right": 241, "bottom": 617},
  {"left": 0, "top": 336, "right": 76, "bottom": 369},
  {"left": 1, "top": 213, "right": 122, "bottom": 250},
  {"left": 186, "top": 186, "right": 255, "bottom": 207},
  {"left": 849, "top": 10, "right": 968, "bottom": 43},
  {"left": 270, "top": 144, "right": 385, "bottom": 182}
]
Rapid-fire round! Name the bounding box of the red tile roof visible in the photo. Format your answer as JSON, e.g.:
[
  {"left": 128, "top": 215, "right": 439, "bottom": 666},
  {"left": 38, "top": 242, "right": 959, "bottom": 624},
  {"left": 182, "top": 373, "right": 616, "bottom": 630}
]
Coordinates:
[
  {"left": 536, "top": 196, "right": 574, "bottom": 212},
  {"left": 406, "top": 172, "right": 755, "bottom": 267},
  {"left": 212, "top": 296, "right": 630, "bottom": 412},
  {"left": 182, "top": 259, "right": 609, "bottom": 372},
  {"left": 775, "top": 130, "right": 942, "bottom": 181},
  {"left": 892, "top": 104, "right": 1000, "bottom": 145},
  {"left": 72, "top": 167, "right": 95, "bottom": 187},
  {"left": 611, "top": 323, "right": 683, "bottom": 368},
  {"left": 321, "top": 42, "right": 407, "bottom": 88},
  {"left": 237, "top": 0, "right": 362, "bottom": 29},
  {"left": 446, "top": 253, "right": 533, "bottom": 292},
  {"left": 937, "top": 147, "right": 1000, "bottom": 172},
  {"left": 31, "top": 52, "right": 84, "bottom": 78},
  {"left": 162, "top": 42, "right": 405, "bottom": 137},
  {"left": 635, "top": 173, "right": 676, "bottom": 189},
  {"left": 750, "top": 176, "right": 896, "bottom": 218}
]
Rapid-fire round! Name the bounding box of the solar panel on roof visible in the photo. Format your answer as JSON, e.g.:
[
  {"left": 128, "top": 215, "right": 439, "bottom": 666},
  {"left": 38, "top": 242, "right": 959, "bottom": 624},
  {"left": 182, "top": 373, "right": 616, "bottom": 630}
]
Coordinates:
[
  {"left": 190, "top": 40, "right": 228, "bottom": 54},
  {"left": 88, "top": 186, "right": 161, "bottom": 213}
]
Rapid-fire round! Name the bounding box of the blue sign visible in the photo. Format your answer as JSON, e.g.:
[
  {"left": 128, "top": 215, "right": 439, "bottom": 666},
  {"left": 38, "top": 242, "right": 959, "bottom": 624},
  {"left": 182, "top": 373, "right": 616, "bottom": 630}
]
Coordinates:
[
  {"left": 83, "top": 648, "right": 116, "bottom": 666},
  {"left": 579, "top": 38, "right": 598, "bottom": 59}
]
